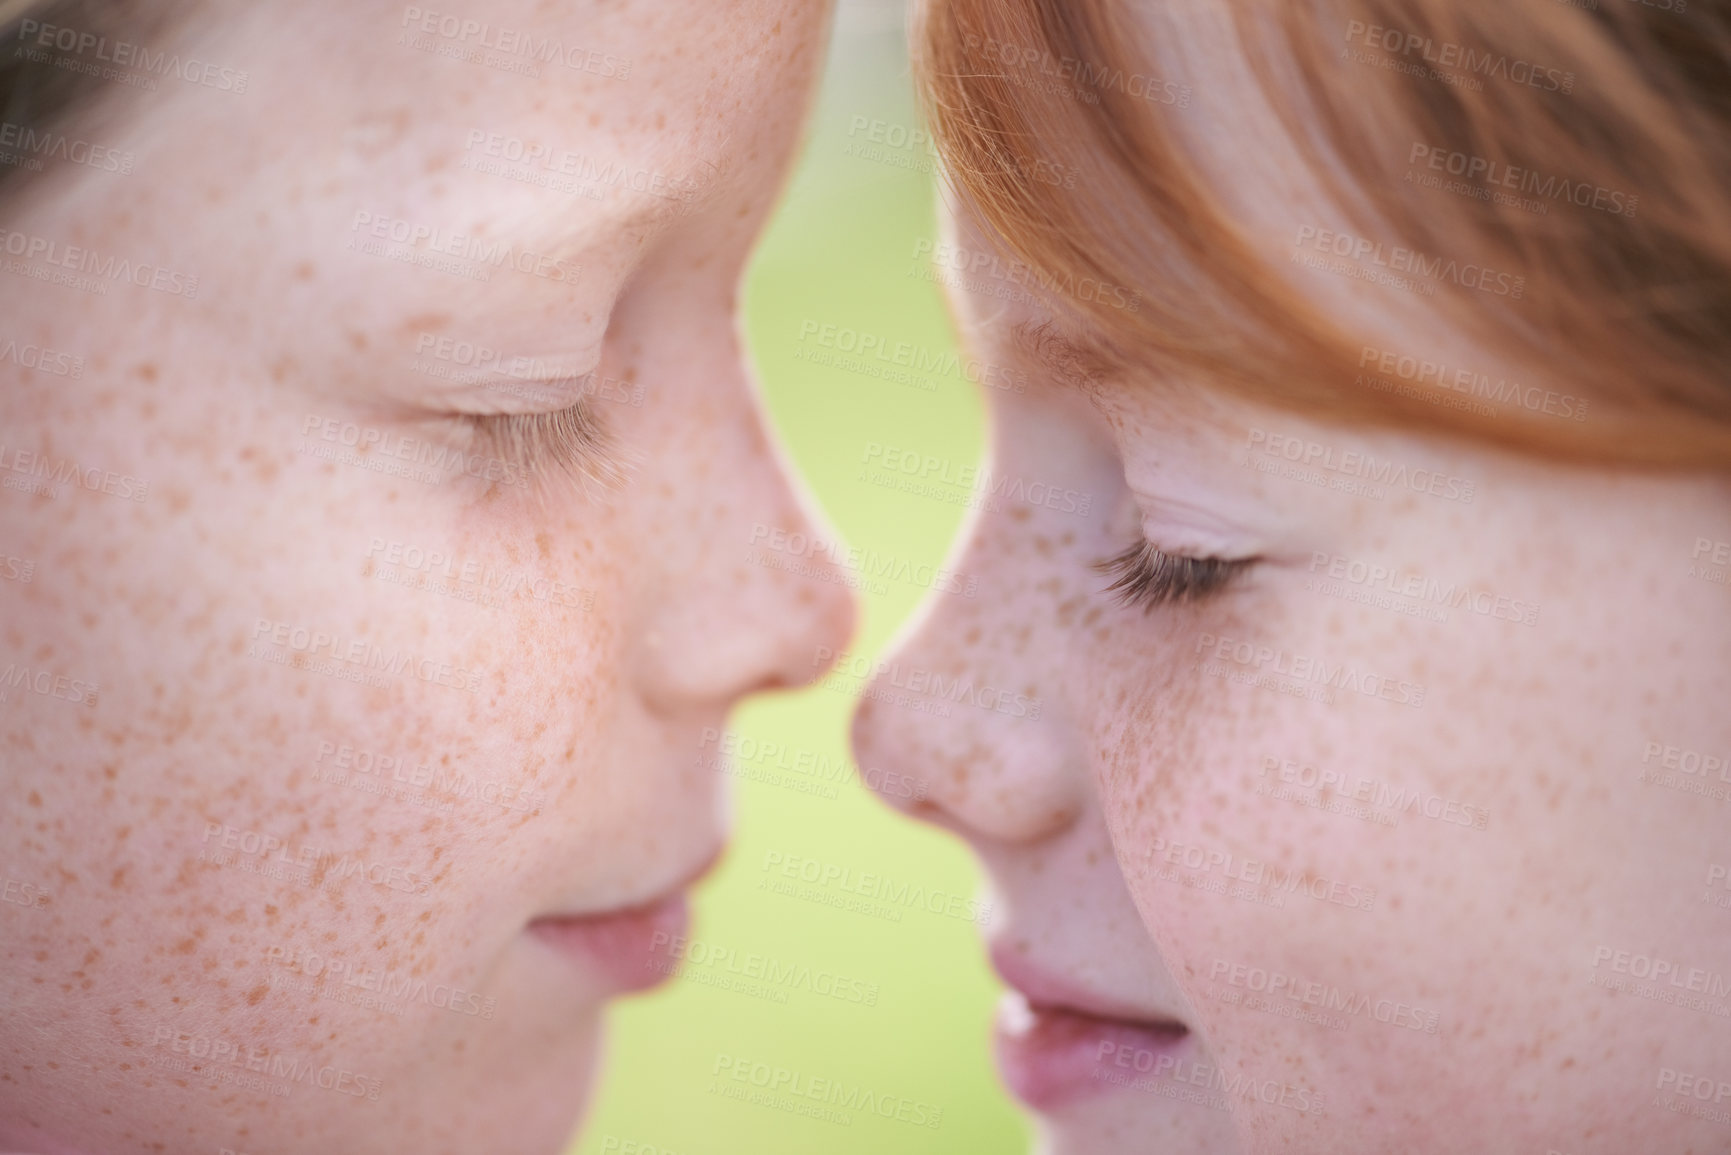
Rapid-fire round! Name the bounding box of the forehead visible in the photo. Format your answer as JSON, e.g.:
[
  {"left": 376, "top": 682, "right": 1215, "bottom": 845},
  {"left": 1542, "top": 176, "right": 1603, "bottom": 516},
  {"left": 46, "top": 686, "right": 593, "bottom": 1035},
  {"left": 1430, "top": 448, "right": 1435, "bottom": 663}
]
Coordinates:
[
  {"left": 237, "top": 0, "right": 830, "bottom": 218},
  {"left": 212, "top": 2, "right": 825, "bottom": 308},
  {"left": 69, "top": 0, "right": 835, "bottom": 411}
]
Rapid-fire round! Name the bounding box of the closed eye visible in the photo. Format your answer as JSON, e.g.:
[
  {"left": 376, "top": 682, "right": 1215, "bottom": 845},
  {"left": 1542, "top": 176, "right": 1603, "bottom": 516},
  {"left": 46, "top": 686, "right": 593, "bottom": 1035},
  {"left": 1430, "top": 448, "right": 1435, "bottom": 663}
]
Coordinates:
[
  {"left": 1093, "top": 541, "right": 1253, "bottom": 610},
  {"left": 458, "top": 399, "right": 628, "bottom": 496}
]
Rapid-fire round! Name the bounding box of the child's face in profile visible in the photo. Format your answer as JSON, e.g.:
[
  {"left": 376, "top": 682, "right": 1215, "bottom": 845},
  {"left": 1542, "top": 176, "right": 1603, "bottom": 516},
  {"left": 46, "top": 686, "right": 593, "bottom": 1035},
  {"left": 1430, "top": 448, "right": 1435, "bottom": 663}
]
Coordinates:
[
  {"left": 0, "top": 2, "right": 854, "bottom": 1153},
  {"left": 853, "top": 127, "right": 1731, "bottom": 1155}
]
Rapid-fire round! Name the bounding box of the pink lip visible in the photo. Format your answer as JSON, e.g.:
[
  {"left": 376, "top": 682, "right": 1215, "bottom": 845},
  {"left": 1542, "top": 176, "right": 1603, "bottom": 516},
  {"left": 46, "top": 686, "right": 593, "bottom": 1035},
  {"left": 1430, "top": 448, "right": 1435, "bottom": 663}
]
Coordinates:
[
  {"left": 989, "top": 945, "right": 1190, "bottom": 1111},
  {"left": 995, "top": 993, "right": 1191, "bottom": 1111},
  {"left": 528, "top": 892, "right": 690, "bottom": 995}
]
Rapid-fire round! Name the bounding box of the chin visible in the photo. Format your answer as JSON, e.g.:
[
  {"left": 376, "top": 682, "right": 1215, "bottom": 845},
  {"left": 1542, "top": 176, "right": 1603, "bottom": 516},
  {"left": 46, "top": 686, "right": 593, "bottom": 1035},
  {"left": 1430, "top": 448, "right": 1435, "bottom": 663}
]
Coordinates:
[
  {"left": 1029, "top": 1090, "right": 1245, "bottom": 1155},
  {"left": 475, "top": 1017, "right": 608, "bottom": 1155},
  {"left": 375, "top": 1007, "right": 608, "bottom": 1155}
]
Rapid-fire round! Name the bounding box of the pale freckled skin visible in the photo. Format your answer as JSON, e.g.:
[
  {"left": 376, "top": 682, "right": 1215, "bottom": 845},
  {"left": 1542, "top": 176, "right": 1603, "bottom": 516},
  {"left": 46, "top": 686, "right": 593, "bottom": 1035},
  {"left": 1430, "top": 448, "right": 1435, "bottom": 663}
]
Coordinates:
[
  {"left": 0, "top": 2, "right": 855, "bottom": 1154},
  {"left": 852, "top": 145, "right": 1731, "bottom": 1155}
]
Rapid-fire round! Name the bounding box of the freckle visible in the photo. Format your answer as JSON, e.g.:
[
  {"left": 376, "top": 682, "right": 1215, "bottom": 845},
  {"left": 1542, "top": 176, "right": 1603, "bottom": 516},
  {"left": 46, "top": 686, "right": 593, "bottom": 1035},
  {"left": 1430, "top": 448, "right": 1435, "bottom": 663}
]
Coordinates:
[
  {"left": 1009, "top": 506, "right": 1032, "bottom": 523},
  {"left": 293, "top": 262, "right": 315, "bottom": 281},
  {"left": 399, "top": 311, "right": 452, "bottom": 339},
  {"left": 135, "top": 362, "right": 158, "bottom": 382},
  {"left": 245, "top": 983, "right": 268, "bottom": 1006},
  {"left": 346, "top": 330, "right": 369, "bottom": 352},
  {"left": 171, "top": 938, "right": 196, "bottom": 955},
  {"left": 26, "top": 790, "right": 40, "bottom": 806}
]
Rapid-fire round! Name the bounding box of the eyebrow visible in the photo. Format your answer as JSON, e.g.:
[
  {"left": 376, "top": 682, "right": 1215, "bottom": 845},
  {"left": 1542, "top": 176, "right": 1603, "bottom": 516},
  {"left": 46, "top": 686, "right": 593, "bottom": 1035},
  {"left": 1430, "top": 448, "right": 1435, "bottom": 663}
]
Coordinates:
[{"left": 1008, "top": 319, "right": 1121, "bottom": 391}]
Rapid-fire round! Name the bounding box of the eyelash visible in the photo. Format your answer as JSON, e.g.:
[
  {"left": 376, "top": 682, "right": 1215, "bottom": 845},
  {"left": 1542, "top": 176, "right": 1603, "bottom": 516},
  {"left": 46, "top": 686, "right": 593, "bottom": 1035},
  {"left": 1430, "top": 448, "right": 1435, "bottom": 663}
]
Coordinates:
[
  {"left": 1094, "top": 541, "right": 1251, "bottom": 610},
  {"left": 459, "top": 401, "right": 627, "bottom": 494}
]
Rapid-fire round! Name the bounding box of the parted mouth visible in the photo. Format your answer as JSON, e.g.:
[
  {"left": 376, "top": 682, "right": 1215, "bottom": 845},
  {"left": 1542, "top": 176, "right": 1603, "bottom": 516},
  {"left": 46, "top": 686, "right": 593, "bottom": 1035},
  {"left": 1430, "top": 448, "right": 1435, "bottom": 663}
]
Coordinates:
[
  {"left": 993, "top": 989, "right": 1194, "bottom": 1112},
  {"left": 1014, "top": 996, "right": 1191, "bottom": 1038},
  {"left": 989, "top": 941, "right": 1189, "bottom": 1033}
]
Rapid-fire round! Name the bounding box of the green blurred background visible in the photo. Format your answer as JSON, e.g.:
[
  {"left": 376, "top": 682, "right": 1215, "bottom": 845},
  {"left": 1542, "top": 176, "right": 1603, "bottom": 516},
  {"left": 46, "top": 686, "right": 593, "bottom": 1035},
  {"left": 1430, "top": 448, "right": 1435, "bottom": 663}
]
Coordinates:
[{"left": 571, "top": 3, "right": 1029, "bottom": 1153}]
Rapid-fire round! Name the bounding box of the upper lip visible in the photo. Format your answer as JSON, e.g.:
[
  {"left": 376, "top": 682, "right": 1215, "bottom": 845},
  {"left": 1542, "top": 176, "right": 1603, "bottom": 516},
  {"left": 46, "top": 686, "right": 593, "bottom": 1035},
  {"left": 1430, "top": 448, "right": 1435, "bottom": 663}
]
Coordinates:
[
  {"left": 990, "top": 941, "right": 1188, "bottom": 1031},
  {"left": 530, "top": 844, "right": 724, "bottom": 925}
]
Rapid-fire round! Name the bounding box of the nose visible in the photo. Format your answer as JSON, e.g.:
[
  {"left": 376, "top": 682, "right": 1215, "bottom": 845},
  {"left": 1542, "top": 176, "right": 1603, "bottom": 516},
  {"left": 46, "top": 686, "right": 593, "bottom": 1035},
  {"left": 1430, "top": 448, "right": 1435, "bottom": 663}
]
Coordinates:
[
  {"left": 628, "top": 361, "right": 856, "bottom": 714},
  {"left": 849, "top": 529, "right": 1087, "bottom": 846}
]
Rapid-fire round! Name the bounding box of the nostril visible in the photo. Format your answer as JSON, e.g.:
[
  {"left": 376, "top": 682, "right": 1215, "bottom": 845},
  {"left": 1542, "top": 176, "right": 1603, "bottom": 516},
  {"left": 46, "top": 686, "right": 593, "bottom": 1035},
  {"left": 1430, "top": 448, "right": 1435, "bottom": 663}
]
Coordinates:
[{"left": 905, "top": 797, "right": 949, "bottom": 823}]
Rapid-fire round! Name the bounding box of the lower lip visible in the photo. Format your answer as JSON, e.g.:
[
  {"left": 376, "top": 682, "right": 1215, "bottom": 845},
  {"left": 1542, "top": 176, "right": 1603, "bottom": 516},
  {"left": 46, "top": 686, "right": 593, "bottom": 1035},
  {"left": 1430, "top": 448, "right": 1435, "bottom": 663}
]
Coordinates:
[
  {"left": 994, "top": 992, "right": 1190, "bottom": 1111},
  {"left": 528, "top": 894, "right": 689, "bottom": 995}
]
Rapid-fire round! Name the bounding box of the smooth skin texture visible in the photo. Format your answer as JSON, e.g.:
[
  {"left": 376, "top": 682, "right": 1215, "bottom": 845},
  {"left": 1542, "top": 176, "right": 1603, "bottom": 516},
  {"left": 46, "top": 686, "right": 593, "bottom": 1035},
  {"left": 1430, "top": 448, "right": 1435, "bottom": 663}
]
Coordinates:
[
  {"left": 856, "top": 205, "right": 1731, "bottom": 1155},
  {"left": 852, "top": 8, "right": 1731, "bottom": 1149},
  {"left": 0, "top": 1, "right": 853, "bottom": 1152}
]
